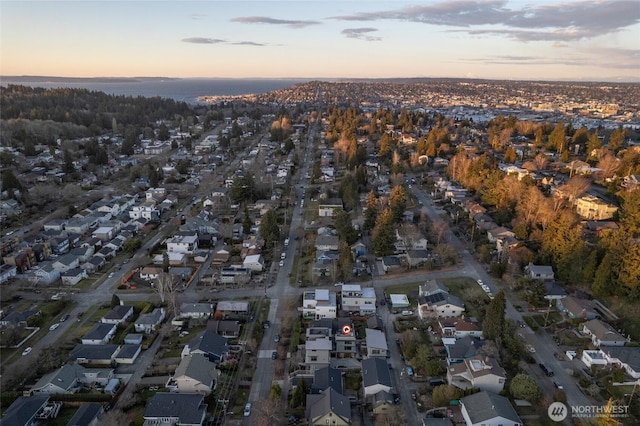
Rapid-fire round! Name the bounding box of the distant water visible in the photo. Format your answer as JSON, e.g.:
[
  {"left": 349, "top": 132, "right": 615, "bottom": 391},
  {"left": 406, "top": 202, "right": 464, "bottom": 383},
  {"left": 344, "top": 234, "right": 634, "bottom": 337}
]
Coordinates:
[{"left": 0, "top": 78, "right": 309, "bottom": 104}]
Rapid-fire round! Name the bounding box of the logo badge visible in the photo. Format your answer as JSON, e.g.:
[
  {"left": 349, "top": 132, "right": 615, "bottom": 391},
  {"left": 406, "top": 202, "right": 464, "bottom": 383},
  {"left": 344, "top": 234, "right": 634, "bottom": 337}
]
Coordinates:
[{"left": 548, "top": 402, "right": 568, "bottom": 422}]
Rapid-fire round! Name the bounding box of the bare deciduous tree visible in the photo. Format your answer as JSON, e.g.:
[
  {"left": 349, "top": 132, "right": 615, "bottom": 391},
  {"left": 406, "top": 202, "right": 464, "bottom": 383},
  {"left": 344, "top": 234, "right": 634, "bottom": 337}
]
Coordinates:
[
  {"left": 558, "top": 176, "right": 591, "bottom": 203},
  {"left": 596, "top": 152, "right": 622, "bottom": 179},
  {"left": 252, "top": 399, "right": 282, "bottom": 426}
]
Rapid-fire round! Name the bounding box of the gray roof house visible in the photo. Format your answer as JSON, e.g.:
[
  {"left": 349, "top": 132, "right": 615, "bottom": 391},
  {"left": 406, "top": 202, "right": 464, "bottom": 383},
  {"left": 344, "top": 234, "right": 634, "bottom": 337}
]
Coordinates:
[
  {"left": 445, "top": 336, "right": 485, "bottom": 365},
  {"left": 134, "top": 308, "right": 165, "bottom": 334},
  {"left": 312, "top": 366, "right": 344, "bottom": 395},
  {"left": 101, "top": 305, "right": 134, "bottom": 325},
  {"left": 143, "top": 393, "right": 207, "bottom": 426},
  {"left": 167, "top": 354, "right": 218, "bottom": 395},
  {"left": 1, "top": 395, "right": 50, "bottom": 426},
  {"left": 81, "top": 323, "right": 117, "bottom": 345},
  {"left": 582, "top": 319, "right": 627, "bottom": 347},
  {"left": 419, "top": 280, "right": 450, "bottom": 297},
  {"left": 460, "top": 391, "right": 522, "bottom": 426},
  {"left": 183, "top": 330, "right": 229, "bottom": 363},
  {"left": 31, "top": 364, "right": 87, "bottom": 395},
  {"left": 306, "top": 387, "right": 352, "bottom": 426},
  {"left": 67, "top": 344, "right": 120, "bottom": 366},
  {"left": 365, "top": 328, "right": 389, "bottom": 358},
  {"left": 179, "top": 303, "right": 214, "bottom": 320},
  {"left": 66, "top": 402, "right": 103, "bottom": 426},
  {"left": 362, "top": 357, "right": 392, "bottom": 397}
]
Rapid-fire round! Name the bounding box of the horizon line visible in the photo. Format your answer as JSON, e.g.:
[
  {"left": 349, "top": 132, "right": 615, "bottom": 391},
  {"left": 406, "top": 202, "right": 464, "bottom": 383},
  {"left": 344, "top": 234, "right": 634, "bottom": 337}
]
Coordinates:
[{"left": 1, "top": 75, "right": 639, "bottom": 84}]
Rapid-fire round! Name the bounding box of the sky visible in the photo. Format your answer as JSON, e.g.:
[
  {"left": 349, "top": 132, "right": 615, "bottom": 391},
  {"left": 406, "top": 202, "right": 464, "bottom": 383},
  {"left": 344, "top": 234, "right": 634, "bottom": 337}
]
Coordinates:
[{"left": 1, "top": 0, "right": 639, "bottom": 82}]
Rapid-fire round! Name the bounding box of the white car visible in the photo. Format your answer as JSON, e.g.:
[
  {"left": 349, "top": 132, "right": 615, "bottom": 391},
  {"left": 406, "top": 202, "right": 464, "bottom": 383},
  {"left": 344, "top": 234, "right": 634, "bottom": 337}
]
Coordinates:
[
  {"left": 49, "top": 323, "right": 60, "bottom": 331},
  {"left": 477, "top": 279, "right": 484, "bottom": 285},
  {"left": 22, "top": 347, "right": 32, "bottom": 356},
  {"left": 243, "top": 402, "right": 252, "bottom": 417},
  {"left": 279, "top": 260, "right": 284, "bottom": 267},
  {"left": 526, "top": 344, "right": 536, "bottom": 353}
]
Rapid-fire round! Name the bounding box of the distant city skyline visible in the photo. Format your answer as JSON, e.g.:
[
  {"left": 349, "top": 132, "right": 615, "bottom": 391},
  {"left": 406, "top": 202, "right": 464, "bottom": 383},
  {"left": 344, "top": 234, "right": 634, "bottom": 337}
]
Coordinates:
[{"left": 1, "top": 0, "right": 639, "bottom": 82}]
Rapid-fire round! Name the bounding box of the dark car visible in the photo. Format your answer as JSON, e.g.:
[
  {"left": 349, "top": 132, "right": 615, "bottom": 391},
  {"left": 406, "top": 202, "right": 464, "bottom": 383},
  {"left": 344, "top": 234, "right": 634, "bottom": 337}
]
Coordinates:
[
  {"left": 272, "top": 351, "right": 278, "bottom": 360},
  {"left": 60, "top": 314, "right": 70, "bottom": 322}
]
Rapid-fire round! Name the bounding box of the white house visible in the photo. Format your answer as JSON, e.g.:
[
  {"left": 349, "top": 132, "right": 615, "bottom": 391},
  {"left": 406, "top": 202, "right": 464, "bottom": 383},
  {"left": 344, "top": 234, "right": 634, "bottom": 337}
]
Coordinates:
[
  {"left": 362, "top": 357, "right": 392, "bottom": 397},
  {"left": 341, "top": 284, "right": 376, "bottom": 315},
  {"left": 242, "top": 254, "right": 264, "bottom": 272},
  {"left": 447, "top": 355, "right": 507, "bottom": 394},
  {"left": 581, "top": 319, "right": 627, "bottom": 347},
  {"left": 81, "top": 323, "right": 117, "bottom": 345},
  {"left": 135, "top": 308, "right": 166, "bottom": 334},
  {"left": 167, "top": 234, "right": 198, "bottom": 255},
  {"left": 302, "top": 289, "right": 337, "bottom": 320},
  {"left": 166, "top": 354, "right": 217, "bottom": 395},
  {"left": 365, "top": 328, "right": 389, "bottom": 358}
]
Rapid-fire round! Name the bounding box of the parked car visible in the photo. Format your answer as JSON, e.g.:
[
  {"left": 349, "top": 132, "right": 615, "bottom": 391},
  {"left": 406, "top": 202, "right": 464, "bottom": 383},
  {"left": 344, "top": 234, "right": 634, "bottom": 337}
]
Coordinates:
[
  {"left": 243, "top": 402, "right": 252, "bottom": 417},
  {"left": 274, "top": 334, "right": 280, "bottom": 343},
  {"left": 22, "top": 347, "right": 32, "bottom": 356},
  {"left": 272, "top": 351, "right": 277, "bottom": 360},
  {"left": 49, "top": 323, "right": 60, "bottom": 331},
  {"left": 60, "top": 314, "right": 70, "bottom": 322},
  {"left": 405, "top": 367, "right": 414, "bottom": 377}
]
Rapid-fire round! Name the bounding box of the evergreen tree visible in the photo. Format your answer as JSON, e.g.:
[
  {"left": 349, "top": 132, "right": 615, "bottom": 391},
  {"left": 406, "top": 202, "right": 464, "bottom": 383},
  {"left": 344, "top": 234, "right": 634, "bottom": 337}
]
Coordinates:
[
  {"left": 482, "top": 290, "right": 506, "bottom": 341},
  {"left": 363, "top": 191, "right": 378, "bottom": 232},
  {"left": 335, "top": 209, "right": 358, "bottom": 245},
  {"left": 290, "top": 378, "right": 311, "bottom": 408},
  {"left": 259, "top": 209, "right": 280, "bottom": 248},
  {"left": 338, "top": 242, "right": 354, "bottom": 281},
  {"left": 372, "top": 208, "right": 396, "bottom": 257},
  {"left": 388, "top": 185, "right": 408, "bottom": 223},
  {"left": 242, "top": 205, "right": 253, "bottom": 235}
]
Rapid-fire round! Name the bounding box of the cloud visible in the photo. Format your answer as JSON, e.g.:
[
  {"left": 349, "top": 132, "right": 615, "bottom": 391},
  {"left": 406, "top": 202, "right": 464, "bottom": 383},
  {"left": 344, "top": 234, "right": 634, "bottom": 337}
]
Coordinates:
[
  {"left": 466, "top": 46, "right": 640, "bottom": 69},
  {"left": 182, "top": 37, "right": 226, "bottom": 44},
  {"left": 330, "top": 0, "right": 640, "bottom": 42},
  {"left": 341, "top": 28, "right": 382, "bottom": 41},
  {"left": 190, "top": 14, "right": 206, "bottom": 20},
  {"left": 231, "top": 41, "right": 267, "bottom": 46},
  {"left": 231, "top": 16, "right": 320, "bottom": 28}
]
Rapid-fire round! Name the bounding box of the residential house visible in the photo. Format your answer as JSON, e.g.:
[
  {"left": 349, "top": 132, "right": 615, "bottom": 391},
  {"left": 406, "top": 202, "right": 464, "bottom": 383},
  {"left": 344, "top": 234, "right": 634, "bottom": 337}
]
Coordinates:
[
  {"left": 167, "top": 234, "right": 198, "bottom": 255},
  {"left": 52, "top": 253, "right": 80, "bottom": 273},
  {"left": 420, "top": 280, "right": 450, "bottom": 297},
  {"left": 179, "top": 303, "right": 214, "bottom": 320},
  {"left": 114, "top": 344, "right": 142, "bottom": 364},
  {"left": 1, "top": 396, "right": 50, "bottom": 426},
  {"left": 143, "top": 393, "right": 207, "bottom": 426},
  {"left": 219, "top": 267, "right": 251, "bottom": 285},
  {"left": 406, "top": 249, "right": 430, "bottom": 267},
  {"left": 581, "top": 319, "right": 627, "bottom": 347},
  {"left": 603, "top": 347, "right": 640, "bottom": 379},
  {"left": 318, "top": 199, "right": 343, "bottom": 217},
  {"left": 575, "top": 195, "right": 618, "bottom": 220},
  {"left": 525, "top": 263, "right": 555, "bottom": 281},
  {"left": 134, "top": 308, "right": 165, "bottom": 334},
  {"left": 362, "top": 357, "right": 392, "bottom": 397},
  {"left": 69, "top": 246, "right": 94, "bottom": 263},
  {"left": 215, "top": 301, "right": 250, "bottom": 317},
  {"left": 454, "top": 320, "right": 483, "bottom": 339},
  {"left": 67, "top": 344, "right": 120, "bottom": 366},
  {"left": 312, "top": 366, "right": 344, "bottom": 395},
  {"left": 206, "top": 320, "right": 241, "bottom": 339},
  {"left": 0, "top": 309, "right": 40, "bottom": 326},
  {"left": 389, "top": 294, "right": 410, "bottom": 309},
  {"left": 447, "top": 355, "right": 506, "bottom": 394},
  {"left": 306, "top": 388, "right": 352, "bottom": 426},
  {"left": 81, "top": 255, "right": 106, "bottom": 273},
  {"left": 66, "top": 402, "right": 103, "bottom": 426},
  {"left": 303, "top": 289, "right": 337, "bottom": 320},
  {"left": 0, "top": 263, "right": 17, "bottom": 284},
  {"left": 61, "top": 268, "right": 88, "bottom": 286},
  {"left": 101, "top": 305, "right": 134, "bottom": 325},
  {"left": 140, "top": 266, "right": 162, "bottom": 281},
  {"left": 381, "top": 256, "right": 402, "bottom": 272},
  {"left": 460, "top": 391, "right": 522, "bottom": 426},
  {"left": 81, "top": 323, "right": 117, "bottom": 345},
  {"left": 486, "top": 226, "right": 515, "bottom": 244},
  {"left": 445, "top": 336, "right": 485, "bottom": 365},
  {"left": 365, "top": 328, "right": 389, "bottom": 358},
  {"left": 341, "top": 285, "right": 376, "bottom": 316},
  {"left": 557, "top": 296, "right": 599, "bottom": 320},
  {"left": 92, "top": 226, "right": 116, "bottom": 242},
  {"left": 417, "top": 293, "right": 465, "bottom": 319},
  {"left": 30, "top": 263, "right": 61, "bottom": 285},
  {"left": 3, "top": 250, "right": 36, "bottom": 273},
  {"left": 242, "top": 254, "right": 264, "bottom": 272},
  {"left": 129, "top": 201, "right": 160, "bottom": 221},
  {"left": 305, "top": 328, "right": 333, "bottom": 369},
  {"left": 183, "top": 330, "right": 229, "bottom": 363},
  {"left": 31, "top": 364, "right": 85, "bottom": 395},
  {"left": 166, "top": 354, "right": 217, "bottom": 395},
  {"left": 316, "top": 235, "right": 340, "bottom": 251},
  {"left": 334, "top": 318, "right": 357, "bottom": 359}
]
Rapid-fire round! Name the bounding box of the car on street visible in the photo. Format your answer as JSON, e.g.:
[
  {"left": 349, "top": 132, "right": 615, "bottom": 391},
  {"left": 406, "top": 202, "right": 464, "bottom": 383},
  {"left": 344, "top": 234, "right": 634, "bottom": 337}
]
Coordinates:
[
  {"left": 279, "top": 260, "right": 284, "bottom": 267},
  {"left": 49, "top": 323, "right": 60, "bottom": 331},
  {"left": 108, "top": 272, "right": 115, "bottom": 278},
  {"left": 264, "top": 320, "right": 270, "bottom": 329},
  {"left": 272, "top": 351, "right": 277, "bottom": 360},
  {"left": 274, "top": 334, "right": 280, "bottom": 343},
  {"left": 60, "top": 314, "right": 70, "bottom": 322},
  {"left": 526, "top": 344, "right": 536, "bottom": 353},
  {"left": 22, "top": 347, "right": 32, "bottom": 356},
  {"left": 477, "top": 279, "right": 484, "bottom": 285},
  {"left": 405, "top": 366, "right": 414, "bottom": 377},
  {"left": 243, "top": 402, "right": 252, "bottom": 417}
]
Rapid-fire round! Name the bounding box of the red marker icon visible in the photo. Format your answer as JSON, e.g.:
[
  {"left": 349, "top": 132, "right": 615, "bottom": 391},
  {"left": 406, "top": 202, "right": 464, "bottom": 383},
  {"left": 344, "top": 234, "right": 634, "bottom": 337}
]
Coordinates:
[{"left": 342, "top": 325, "right": 352, "bottom": 335}]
